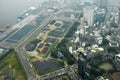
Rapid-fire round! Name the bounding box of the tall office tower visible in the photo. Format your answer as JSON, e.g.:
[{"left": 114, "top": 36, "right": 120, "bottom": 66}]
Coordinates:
[
  {"left": 115, "top": 54, "right": 120, "bottom": 70},
  {"left": 97, "top": 0, "right": 108, "bottom": 8},
  {"left": 78, "top": 52, "right": 89, "bottom": 80},
  {"left": 83, "top": 7, "right": 94, "bottom": 26},
  {"left": 51, "top": 0, "right": 64, "bottom": 4},
  {"left": 119, "top": 8, "right": 120, "bottom": 22}
]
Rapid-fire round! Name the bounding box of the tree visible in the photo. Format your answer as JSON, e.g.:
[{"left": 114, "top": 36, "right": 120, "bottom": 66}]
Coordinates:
[
  {"left": 51, "top": 48, "right": 58, "bottom": 58},
  {"left": 100, "top": 38, "right": 109, "bottom": 46},
  {"left": 65, "top": 22, "right": 80, "bottom": 38}
]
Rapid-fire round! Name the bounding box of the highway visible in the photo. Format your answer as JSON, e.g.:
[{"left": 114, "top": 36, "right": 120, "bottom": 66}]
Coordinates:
[{"left": 16, "top": 47, "right": 36, "bottom": 80}]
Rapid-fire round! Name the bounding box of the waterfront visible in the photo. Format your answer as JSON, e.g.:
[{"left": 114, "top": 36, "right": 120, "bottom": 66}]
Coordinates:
[{"left": 0, "top": 0, "right": 47, "bottom": 26}]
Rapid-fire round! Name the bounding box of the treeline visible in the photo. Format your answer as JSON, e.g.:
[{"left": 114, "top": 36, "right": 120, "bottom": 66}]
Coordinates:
[
  {"left": 65, "top": 22, "right": 80, "bottom": 38},
  {"left": 51, "top": 39, "right": 76, "bottom": 65},
  {"left": 0, "top": 48, "right": 27, "bottom": 80},
  {"left": 0, "top": 48, "right": 14, "bottom": 61},
  {"left": 51, "top": 22, "right": 80, "bottom": 65}
]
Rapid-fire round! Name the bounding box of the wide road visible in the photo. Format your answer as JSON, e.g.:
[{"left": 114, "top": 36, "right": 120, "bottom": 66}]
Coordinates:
[
  {"left": 16, "top": 47, "right": 36, "bottom": 80},
  {"left": 15, "top": 13, "right": 56, "bottom": 80}
]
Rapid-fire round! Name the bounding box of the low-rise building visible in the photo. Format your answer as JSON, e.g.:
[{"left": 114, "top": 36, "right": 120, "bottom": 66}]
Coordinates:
[
  {"left": 109, "top": 41, "right": 119, "bottom": 47},
  {"left": 0, "top": 48, "right": 4, "bottom": 55},
  {"left": 95, "top": 76, "right": 108, "bottom": 80}
]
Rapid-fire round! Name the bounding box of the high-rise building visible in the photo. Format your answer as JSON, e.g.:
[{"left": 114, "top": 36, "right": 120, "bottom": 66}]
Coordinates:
[
  {"left": 97, "top": 0, "right": 108, "bottom": 8},
  {"left": 115, "top": 54, "right": 120, "bottom": 70},
  {"left": 78, "top": 52, "right": 90, "bottom": 79},
  {"left": 119, "top": 8, "right": 120, "bottom": 22},
  {"left": 50, "top": 0, "right": 64, "bottom": 4},
  {"left": 83, "top": 7, "right": 94, "bottom": 26}
]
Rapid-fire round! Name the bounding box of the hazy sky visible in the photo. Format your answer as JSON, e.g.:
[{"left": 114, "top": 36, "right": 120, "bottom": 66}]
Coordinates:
[{"left": 0, "top": 0, "right": 119, "bottom": 26}]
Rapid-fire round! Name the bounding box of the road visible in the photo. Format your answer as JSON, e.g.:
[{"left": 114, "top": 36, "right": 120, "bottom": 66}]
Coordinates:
[
  {"left": 16, "top": 47, "right": 36, "bottom": 80},
  {"left": 15, "top": 13, "right": 57, "bottom": 80},
  {"left": 36, "top": 11, "right": 81, "bottom": 80},
  {"left": 17, "top": 11, "right": 78, "bottom": 80},
  {"left": 0, "top": 9, "right": 80, "bottom": 80}
]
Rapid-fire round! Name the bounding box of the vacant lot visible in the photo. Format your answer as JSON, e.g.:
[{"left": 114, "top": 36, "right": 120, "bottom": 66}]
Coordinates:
[{"left": 33, "top": 59, "right": 64, "bottom": 75}]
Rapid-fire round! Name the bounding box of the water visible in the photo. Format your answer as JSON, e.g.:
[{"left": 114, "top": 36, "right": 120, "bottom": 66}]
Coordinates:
[{"left": 0, "top": 0, "right": 47, "bottom": 26}]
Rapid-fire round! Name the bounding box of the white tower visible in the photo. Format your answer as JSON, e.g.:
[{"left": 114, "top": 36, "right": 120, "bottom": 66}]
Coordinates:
[{"left": 83, "top": 7, "right": 94, "bottom": 26}]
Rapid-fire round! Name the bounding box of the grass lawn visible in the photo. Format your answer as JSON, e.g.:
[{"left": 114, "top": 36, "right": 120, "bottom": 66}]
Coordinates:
[
  {"left": 0, "top": 50, "right": 26, "bottom": 80},
  {"left": 99, "top": 62, "right": 113, "bottom": 71},
  {"left": 52, "top": 74, "right": 71, "bottom": 80},
  {"left": 111, "top": 72, "right": 120, "bottom": 80}
]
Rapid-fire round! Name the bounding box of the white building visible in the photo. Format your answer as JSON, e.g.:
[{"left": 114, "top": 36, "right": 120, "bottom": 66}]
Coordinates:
[
  {"left": 0, "top": 48, "right": 4, "bottom": 55},
  {"left": 83, "top": 7, "right": 94, "bottom": 26},
  {"left": 52, "top": 0, "right": 64, "bottom": 4},
  {"left": 109, "top": 41, "right": 119, "bottom": 47}
]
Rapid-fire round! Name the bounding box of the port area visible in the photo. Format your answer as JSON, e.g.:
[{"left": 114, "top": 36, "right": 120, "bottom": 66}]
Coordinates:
[{"left": 0, "top": 14, "right": 46, "bottom": 49}]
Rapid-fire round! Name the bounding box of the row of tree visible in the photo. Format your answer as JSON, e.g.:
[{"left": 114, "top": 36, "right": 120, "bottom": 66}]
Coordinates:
[{"left": 51, "top": 22, "right": 80, "bottom": 65}]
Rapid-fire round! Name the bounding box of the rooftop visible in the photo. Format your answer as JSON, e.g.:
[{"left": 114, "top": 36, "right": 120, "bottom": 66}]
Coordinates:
[
  {"left": 116, "top": 54, "right": 120, "bottom": 58},
  {"left": 0, "top": 48, "right": 4, "bottom": 54}
]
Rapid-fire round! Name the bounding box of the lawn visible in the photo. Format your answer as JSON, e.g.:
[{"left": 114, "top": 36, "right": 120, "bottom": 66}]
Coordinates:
[
  {"left": 111, "top": 72, "right": 120, "bottom": 80},
  {"left": 99, "top": 62, "right": 113, "bottom": 71},
  {"left": 0, "top": 50, "right": 26, "bottom": 80}
]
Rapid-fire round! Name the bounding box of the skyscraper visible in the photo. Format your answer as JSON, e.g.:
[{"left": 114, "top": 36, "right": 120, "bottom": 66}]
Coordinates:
[
  {"left": 78, "top": 55, "right": 86, "bottom": 79},
  {"left": 78, "top": 52, "right": 89, "bottom": 79},
  {"left": 83, "top": 7, "right": 94, "bottom": 26},
  {"left": 97, "top": 0, "right": 108, "bottom": 8},
  {"left": 118, "top": 8, "right": 120, "bottom": 23}
]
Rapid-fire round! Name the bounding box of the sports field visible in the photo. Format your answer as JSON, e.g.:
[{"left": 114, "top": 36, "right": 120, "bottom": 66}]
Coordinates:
[{"left": 99, "top": 62, "right": 113, "bottom": 71}]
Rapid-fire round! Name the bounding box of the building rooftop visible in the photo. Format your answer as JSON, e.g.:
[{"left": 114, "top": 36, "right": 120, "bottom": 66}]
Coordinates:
[
  {"left": 0, "top": 48, "right": 4, "bottom": 54},
  {"left": 78, "top": 56, "right": 85, "bottom": 62},
  {"left": 116, "top": 54, "right": 120, "bottom": 58},
  {"left": 109, "top": 41, "right": 119, "bottom": 47},
  {"left": 95, "top": 76, "right": 106, "bottom": 80}
]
